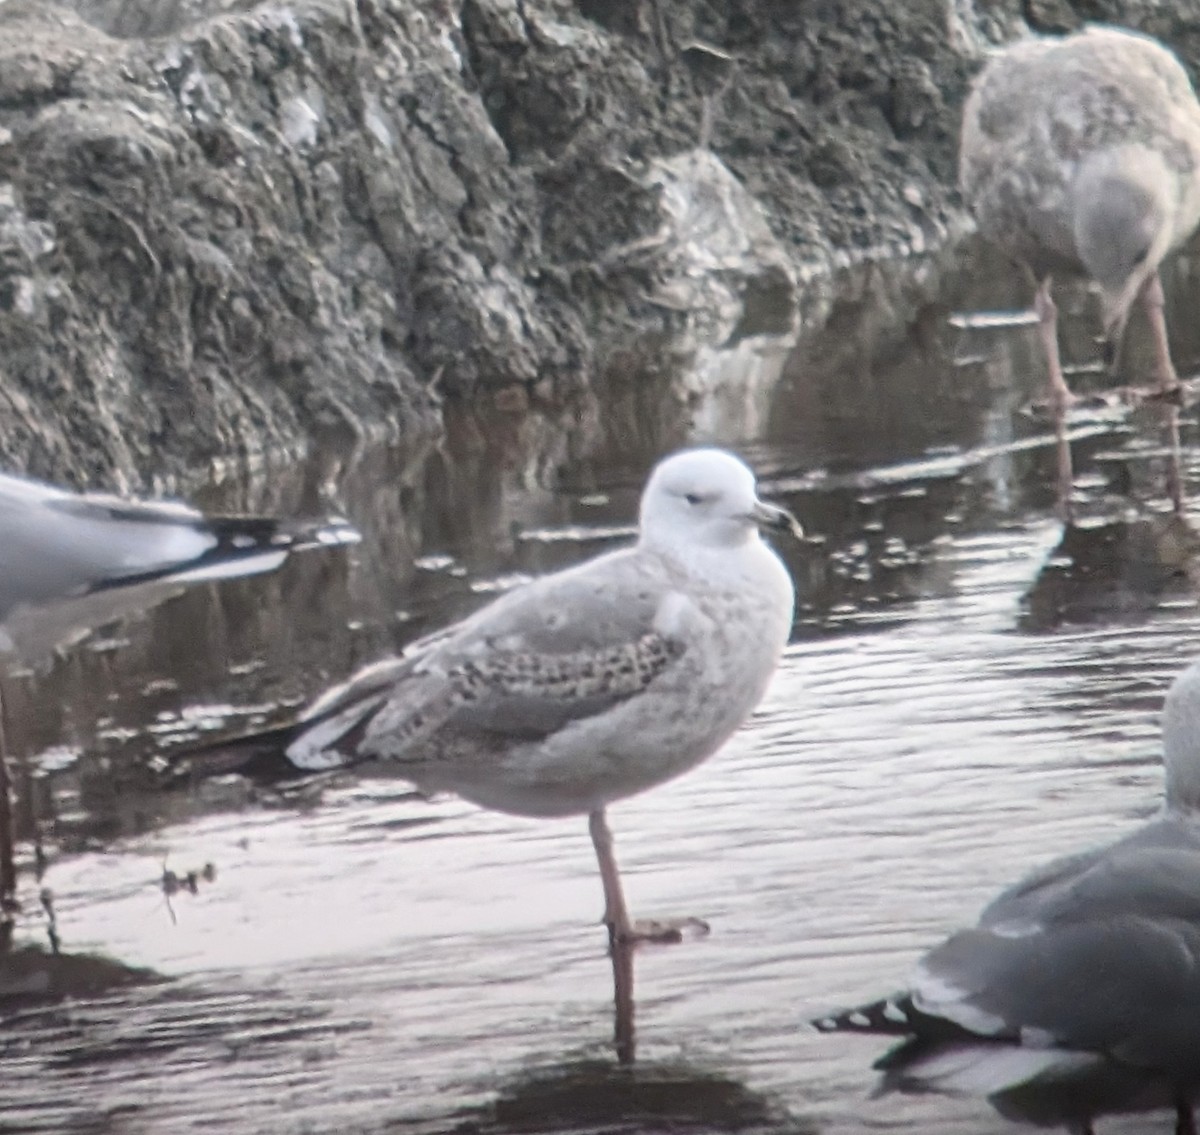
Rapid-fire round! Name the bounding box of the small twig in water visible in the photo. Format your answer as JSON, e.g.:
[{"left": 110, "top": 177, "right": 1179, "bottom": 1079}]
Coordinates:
[{"left": 160, "top": 859, "right": 218, "bottom": 925}]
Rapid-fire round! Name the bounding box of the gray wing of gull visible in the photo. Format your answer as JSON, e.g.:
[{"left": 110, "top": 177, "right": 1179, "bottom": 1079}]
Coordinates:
[
  {"left": 912, "top": 817, "right": 1200, "bottom": 1067},
  {"left": 0, "top": 469, "right": 359, "bottom": 669},
  {"left": 286, "top": 548, "right": 691, "bottom": 769},
  {"left": 0, "top": 472, "right": 215, "bottom": 619}
]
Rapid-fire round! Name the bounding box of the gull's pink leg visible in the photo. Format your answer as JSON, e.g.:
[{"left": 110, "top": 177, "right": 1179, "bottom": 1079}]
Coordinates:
[
  {"left": 1034, "top": 279, "right": 1075, "bottom": 521},
  {"left": 1142, "top": 271, "right": 1182, "bottom": 397},
  {"left": 589, "top": 808, "right": 631, "bottom": 934},
  {"left": 1140, "top": 273, "right": 1188, "bottom": 514},
  {"left": 1034, "top": 278, "right": 1074, "bottom": 412},
  {"left": 587, "top": 809, "right": 708, "bottom": 945}
]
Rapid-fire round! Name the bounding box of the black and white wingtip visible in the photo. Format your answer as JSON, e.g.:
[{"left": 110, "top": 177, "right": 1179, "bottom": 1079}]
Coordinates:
[
  {"left": 811, "top": 996, "right": 916, "bottom": 1036},
  {"left": 94, "top": 512, "right": 362, "bottom": 593},
  {"left": 274, "top": 513, "right": 362, "bottom": 552}
]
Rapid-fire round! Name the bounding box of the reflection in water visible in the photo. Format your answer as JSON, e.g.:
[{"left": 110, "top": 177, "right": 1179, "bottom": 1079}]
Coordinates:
[
  {"left": 6, "top": 237, "right": 1200, "bottom": 1131},
  {"left": 986, "top": 1064, "right": 1195, "bottom": 1135},
  {"left": 612, "top": 941, "right": 635, "bottom": 1065},
  {"left": 1022, "top": 400, "right": 1200, "bottom": 631},
  {"left": 1165, "top": 401, "right": 1187, "bottom": 517},
  {"left": 876, "top": 1033, "right": 1196, "bottom": 1135},
  {"left": 1022, "top": 513, "right": 1200, "bottom": 632},
  {"left": 0, "top": 943, "right": 158, "bottom": 1001},
  {"left": 448, "top": 1054, "right": 811, "bottom": 1135}
]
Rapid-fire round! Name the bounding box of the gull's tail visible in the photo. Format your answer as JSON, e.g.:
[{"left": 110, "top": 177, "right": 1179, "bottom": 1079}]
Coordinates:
[
  {"left": 161, "top": 656, "right": 411, "bottom": 786},
  {"left": 162, "top": 718, "right": 316, "bottom": 784},
  {"left": 811, "top": 996, "right": 919, "bottom": 1037}
]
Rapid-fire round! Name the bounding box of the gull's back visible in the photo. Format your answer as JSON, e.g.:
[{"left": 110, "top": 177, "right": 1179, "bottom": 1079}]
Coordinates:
[{"left": 960, "top": 25, "right": 1200, "bottom": 275}]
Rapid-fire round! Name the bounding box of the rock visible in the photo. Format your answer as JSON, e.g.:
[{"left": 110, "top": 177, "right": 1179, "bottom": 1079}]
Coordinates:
[{"left": 4, "top": 0, "right": 1194, "bottom": 486}]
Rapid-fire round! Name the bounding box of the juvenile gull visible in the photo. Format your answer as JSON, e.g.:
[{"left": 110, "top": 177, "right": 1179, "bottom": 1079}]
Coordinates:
[
  {"left": 193, "top": 448, "right": 799, "bottom": 943},
  {"left": 812, "top": 657, "right": 1200, "bottom": 1135},
  {"left": 0, "top": 468, "right": 360, "bottom": 670},
  {"left": 960, "top": 25, "right": 1200, "bottom": 511},
  {"left": 962, "top": 25, "right": 1200, "bottom": 401}
]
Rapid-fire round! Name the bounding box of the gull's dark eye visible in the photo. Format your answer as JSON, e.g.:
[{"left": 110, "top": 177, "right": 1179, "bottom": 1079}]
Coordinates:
[{"left": 684, "top": 493, "right": 703, "bottom": 505}]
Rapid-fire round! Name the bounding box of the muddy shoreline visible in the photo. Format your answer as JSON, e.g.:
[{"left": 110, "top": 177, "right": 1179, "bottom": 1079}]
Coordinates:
[{"left": 1, "top": 0, "right": 1200, "bottom": 487}]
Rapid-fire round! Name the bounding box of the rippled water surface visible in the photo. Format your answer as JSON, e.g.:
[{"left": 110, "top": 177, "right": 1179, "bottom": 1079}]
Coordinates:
[{"left": 8, "top": 240, "right": 1200, "bottom": 1133}]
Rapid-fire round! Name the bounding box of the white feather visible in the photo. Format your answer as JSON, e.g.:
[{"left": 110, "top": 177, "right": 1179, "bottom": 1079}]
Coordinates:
[
  {"left": 894, "top": 1042, "right": 1101, "bottom": 1096},
  {"left": 910, "top": 964, "right": 1009, "bottom": 1037}
]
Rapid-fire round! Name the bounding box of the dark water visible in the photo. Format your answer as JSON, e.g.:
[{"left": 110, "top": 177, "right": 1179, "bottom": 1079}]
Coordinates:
[{"left": 6, "top": 237, "right": 1200, "bottom": 1133}]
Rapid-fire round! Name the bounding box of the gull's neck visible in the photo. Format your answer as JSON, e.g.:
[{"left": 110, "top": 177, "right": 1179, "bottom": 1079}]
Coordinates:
[{"left": 640, "top": 529, "right": 773, "bottom": 585}]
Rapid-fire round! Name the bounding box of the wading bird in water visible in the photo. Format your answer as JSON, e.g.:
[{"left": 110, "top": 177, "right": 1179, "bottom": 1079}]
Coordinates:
[
  {"left": 813, "top": 656, "right": 1200, "bottom": 1135},
  {"left": 187, "top": 448, "right": 800, "bottom": 945},
  {"left": 960, "top": 25, "right": 1200, "bottom": 513}
]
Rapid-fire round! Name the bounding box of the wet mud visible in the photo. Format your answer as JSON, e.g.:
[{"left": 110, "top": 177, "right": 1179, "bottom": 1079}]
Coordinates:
[{"left": 5, "top": 0, "right": 1200, "bottom": 489}]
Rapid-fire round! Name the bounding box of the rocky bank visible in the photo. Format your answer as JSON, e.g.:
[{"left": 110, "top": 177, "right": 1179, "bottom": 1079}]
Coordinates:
[{"left": 0, "top": 0, "right": 1197, "bottom": 487}]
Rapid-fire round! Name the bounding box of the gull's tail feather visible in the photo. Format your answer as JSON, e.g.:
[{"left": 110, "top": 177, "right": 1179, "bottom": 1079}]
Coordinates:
[
  {"left": 161, "top": 719, "right": 317, "bottom": 784},
  {"left": 161, "top": 659, "right": 405, "bottom": 785},
  {"left": 810, "top": 996, "right": 918, "bottom": 1037}
]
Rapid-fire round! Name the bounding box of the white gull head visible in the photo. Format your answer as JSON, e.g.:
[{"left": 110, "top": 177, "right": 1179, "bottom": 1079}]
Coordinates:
[{"left": 637, "top": 448, "right": 800, "bottom": 554}]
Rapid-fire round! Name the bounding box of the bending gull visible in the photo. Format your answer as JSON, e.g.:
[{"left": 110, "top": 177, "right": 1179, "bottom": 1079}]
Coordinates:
[
  {"left": 960, "top": 25, "right": 1200, "bottom": 509},
  {"left": 812, "top": 657, "right": 1200, "bottom": 1135},
  {"left": 188, "top": 448, "right": 800, "bottom": 944},
  {"left": 0, "top": 468, "right": 359, "bottom": 671}
]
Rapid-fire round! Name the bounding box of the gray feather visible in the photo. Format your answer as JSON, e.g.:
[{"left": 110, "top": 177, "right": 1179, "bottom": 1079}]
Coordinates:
[{"left": 284, "top": 549, "right": 688, "bottom": 769}]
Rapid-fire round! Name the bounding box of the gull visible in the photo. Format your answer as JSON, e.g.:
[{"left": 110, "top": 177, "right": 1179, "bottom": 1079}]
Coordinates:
[
  {"left": 191, "top": 448, "right": 800, "bottom": 944},
  {"left": 0, "top": 465, "right": 359, "bottom": 926},
  {"left": 960, "top": 25, "right": 1200, "bottom": 510},
  {"left": 812, "top": 656, "right": 1200, "bottom": 1135},
  {"left": 0, "top": 468, "right": 360, "bottom": 671}
]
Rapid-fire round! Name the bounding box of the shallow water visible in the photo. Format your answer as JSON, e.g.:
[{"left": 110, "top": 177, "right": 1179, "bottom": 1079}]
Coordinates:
[{"left": 8, "top": 238, "right": 1200, "bottom": 1133}]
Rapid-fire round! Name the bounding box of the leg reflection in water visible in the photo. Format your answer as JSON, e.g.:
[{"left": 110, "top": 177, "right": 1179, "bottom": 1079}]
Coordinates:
[
  {"left": 1052, "top": 404, "right": 1075, "bottom": 523},
  {"left": 0, "top": 688, "right": 14, "bottom": 952},
  {"left": 611, "top": 939, "right": 636, "bottom": 1066},
  {"left": 1163, "top": 401, "right": 1186, "bottom": 518}
]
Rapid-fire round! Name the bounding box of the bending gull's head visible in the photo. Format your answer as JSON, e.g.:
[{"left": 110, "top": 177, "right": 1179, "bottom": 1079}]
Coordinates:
[
  {"left": 1161, "top": 656, "right": 1200, "bottom": 812},
  {"left": 638, "top": 448, "right": 801, "bottom": 552},
  {"left": 1072, "top": 146, "right": 1175, "bottom": 360}
]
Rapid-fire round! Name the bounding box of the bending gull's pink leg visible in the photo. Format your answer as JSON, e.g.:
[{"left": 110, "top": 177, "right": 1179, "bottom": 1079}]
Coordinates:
[
  {"left": 1141, "top": 274, "right": 1187, "bottom": 514},
  {"left": 1142, "top": 271, "right": 1182, "bottom": 397},
  {"left": 1034, "top": 279, "right": 1075, "bottom": 521},
  {"left": 1035, "top": 278, "right": 1074, "bottom": 412}
]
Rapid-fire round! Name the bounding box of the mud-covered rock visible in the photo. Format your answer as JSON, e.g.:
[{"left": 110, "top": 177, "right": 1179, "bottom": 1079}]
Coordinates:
[{"left": 2, "top": 0, "right": 1190, "bottom": 487}]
